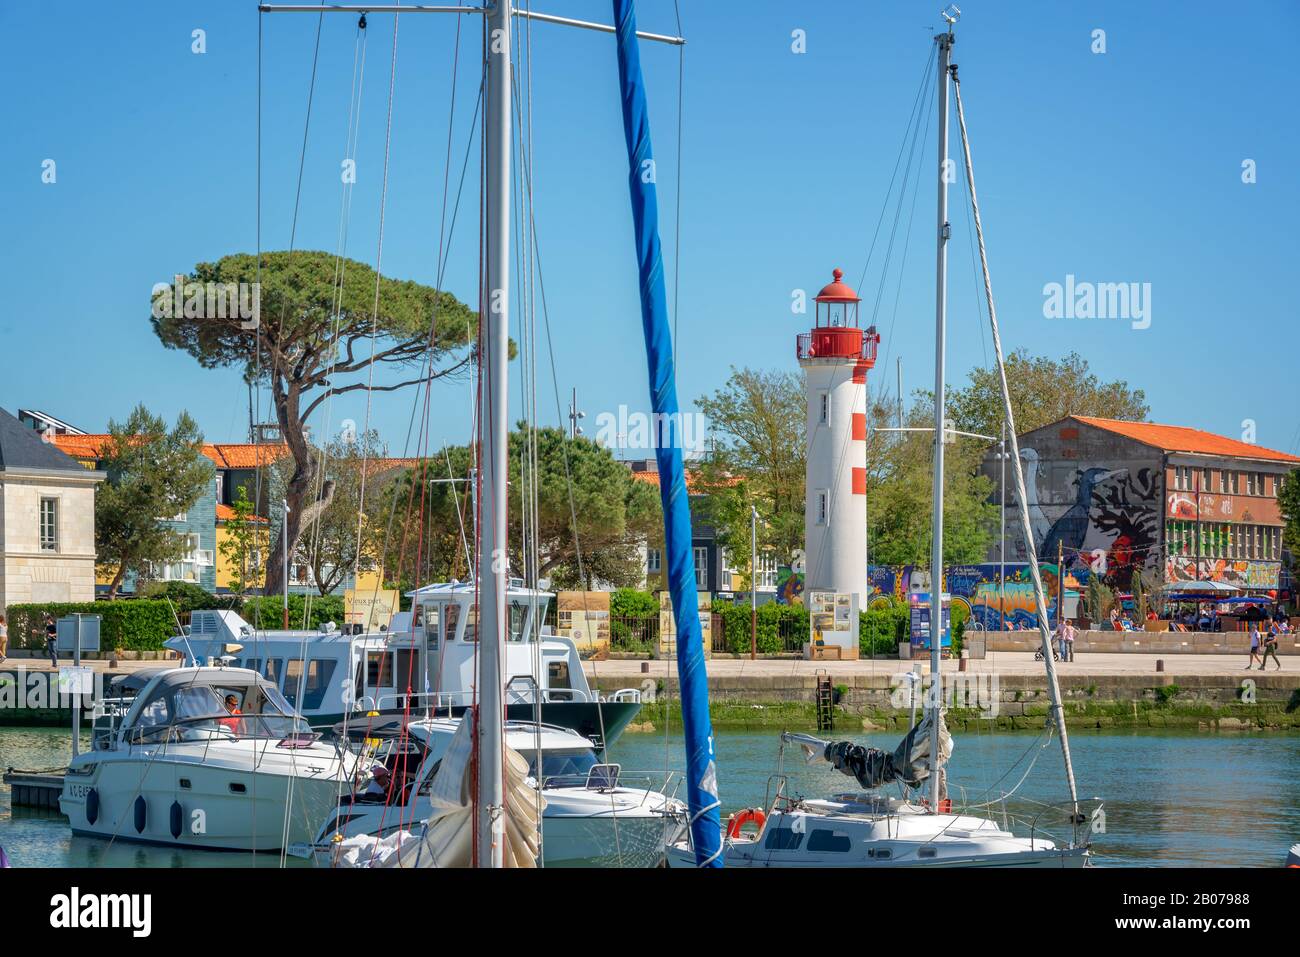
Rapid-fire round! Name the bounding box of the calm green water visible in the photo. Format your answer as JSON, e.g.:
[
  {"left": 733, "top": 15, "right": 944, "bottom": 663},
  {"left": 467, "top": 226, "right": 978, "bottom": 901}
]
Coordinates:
[{"left": 3, "top": 725, "right": 1297, "bottom": 867}]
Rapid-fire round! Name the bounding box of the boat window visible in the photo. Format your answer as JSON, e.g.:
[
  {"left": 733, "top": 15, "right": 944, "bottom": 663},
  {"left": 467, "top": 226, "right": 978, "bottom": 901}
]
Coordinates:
[
  {"left": 918, "top": 846, "right": 937, "bottom": 858},
  {"left": 518, "top": 747, "right": 599, "bottom": 784},
  {"left": 867, "top": 847, "right": 892, "bottom": 860},
  {"left": 392, "top": 651, "right": 418, "bottom": 695},
  {"left": 288, "top": 659, "right": 338, "bottom": 711},
  {"left": 508, "top": 603, "right": 527, "bottom": 643},
  {"left": 808, "top": 829, "right": 852, "bottom": 853},
  {"left": 136, "top": 695, "right": 170, "bottom": 727},
  {"left": 444, "top": 604, "right": 459, "bottom": 641},
  {"left": 422, "top": 605, "right": 440, "bottom": 646},
  {"left": 263, "top": 658, "right": 284, "bottom": 688},
  {"left": 174, "top": 686, "right": 226, "bottom": 720},
  {"left": 282, "top": 659, "right": 306, "bottom": 706},
  {"left": 366, "top": 652, "right": 394, "bottom": 688},
  {"left": 548, "top": 661, "right": 571, "bottom": 691},
  {"left": 242, "top": 658, "right": 262, "bottom": 675},
  {"left": 764, "top": 826, "right": 804, "bottom": 851},
  {"left": 463, "top": 604, "right": 478, "bottom": 643}
]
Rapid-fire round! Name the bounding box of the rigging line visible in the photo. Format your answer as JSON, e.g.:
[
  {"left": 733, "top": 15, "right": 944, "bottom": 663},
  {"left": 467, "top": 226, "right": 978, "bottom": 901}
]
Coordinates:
[
  {"left": 350, "top": 9, "right": 402, "bottom": 600},
  {"left": 952, "top": 71, "right": 1079, "bottom": 812},
  {"left": 867, "top": 61, "right": 936, "bottom": 408},
  {"left": 957, "top": 140, "right": 989, "bottom": 370},
  {"left": 856, "top": 40, "right": 937, "bottom": 293}
]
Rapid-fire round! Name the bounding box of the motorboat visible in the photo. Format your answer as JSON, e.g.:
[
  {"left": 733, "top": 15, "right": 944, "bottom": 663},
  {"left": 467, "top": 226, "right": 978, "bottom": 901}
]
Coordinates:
[
  {"left": 309, "top": 717, "right": 687, "bottom": 867},
  {"left": 60, "top": 666, "right": 357, "bottom": 851},
  {"left": 166, "top": 579, "right": 644, "bottom": 751}
]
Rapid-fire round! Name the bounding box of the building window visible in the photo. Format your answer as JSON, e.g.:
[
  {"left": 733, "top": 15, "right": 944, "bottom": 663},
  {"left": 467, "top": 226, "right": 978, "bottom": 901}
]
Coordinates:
[
  {"left": 1201, "top": 468, "right": 1210, "bottom": 491},
  {"left": 1218, "top": 470, "right": 1227, "bottom": 493},
  {"left": 756, "top": 553, "right": 778, "bottom": 590},
  {"left": 817, "top": 489, "right": 829, "bottom": 526},
  {"left": 1230, "top": 471, "right": 1239, "bottom": 494},
  {"left": 1246, "top": 473, "right": 1256, "bottom": 496},
  {"left": 39, "top": 497, "right": 59, "bottom": 551},
  {"left": 647, "top": 548, "right": 661, "bottom": 574},
  {"left": 819, "top": 392, "right": 830, "bottom": 425},
  {"left": 694, "top": 546, "right": 708, "bottom": 590}
]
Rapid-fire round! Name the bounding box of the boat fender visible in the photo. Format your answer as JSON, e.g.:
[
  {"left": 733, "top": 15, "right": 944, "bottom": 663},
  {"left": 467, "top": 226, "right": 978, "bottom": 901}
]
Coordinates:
[
  {"left": 170, "top": 801, "right": 183, "bottom": 840},
  {"left": 0, "top": 845, "right": 9, "bottom": 868},
  {"left": 85, "top": 788, "right": 99, "bottom": 826},
  {"left": 725, "top": 808, "right": 766, "bottom": 840},
  {"left": 134, "top": 795, "right": 147, "bottom": 834}
]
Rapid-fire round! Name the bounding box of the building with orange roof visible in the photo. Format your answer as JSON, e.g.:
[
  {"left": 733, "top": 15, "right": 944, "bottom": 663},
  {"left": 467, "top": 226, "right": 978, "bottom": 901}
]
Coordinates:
[{"left": 980, "top": 415, "right": 1299, "bottom": 597}]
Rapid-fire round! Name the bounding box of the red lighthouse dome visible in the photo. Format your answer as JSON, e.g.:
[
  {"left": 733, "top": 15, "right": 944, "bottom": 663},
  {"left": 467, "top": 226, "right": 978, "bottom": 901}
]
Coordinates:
[
  {"left": 814, "top": 267, "right": 860, "bottom": 304},
  {"left": 796, "top": 267, "right": 879, "bottom": 365}
]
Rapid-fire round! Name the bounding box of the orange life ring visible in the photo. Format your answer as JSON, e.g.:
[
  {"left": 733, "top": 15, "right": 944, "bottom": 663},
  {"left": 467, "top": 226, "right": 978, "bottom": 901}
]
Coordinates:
[{"left": 725, "top": 807, "right": 767, "bottom": 840}]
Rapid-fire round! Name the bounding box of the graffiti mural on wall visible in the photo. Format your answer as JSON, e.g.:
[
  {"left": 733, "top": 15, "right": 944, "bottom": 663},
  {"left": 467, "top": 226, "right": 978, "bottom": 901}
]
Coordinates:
[
  {"left": 1014, "top": 449, "right": 1159, "bottom": 588},
  {"left": 866, "top": 563, "right": 1063, "bottom": 631}
]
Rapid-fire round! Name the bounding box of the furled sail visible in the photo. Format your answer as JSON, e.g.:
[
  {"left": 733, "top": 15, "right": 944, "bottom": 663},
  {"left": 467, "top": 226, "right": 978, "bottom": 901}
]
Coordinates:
[
  {"left": 611, "top": 0, "right": 722, "bottom": 867},
  {"left": 787, "top": 710, "right": 953, "bottom": 793},
  {"left": 329, "top": 711, "right": 542, "bottom": 868}
]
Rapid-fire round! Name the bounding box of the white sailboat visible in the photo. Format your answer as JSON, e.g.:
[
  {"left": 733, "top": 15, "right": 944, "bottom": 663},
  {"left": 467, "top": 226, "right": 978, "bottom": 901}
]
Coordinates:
[{"left": 667, "top": 7, "right": 1099, "bottom": 869}]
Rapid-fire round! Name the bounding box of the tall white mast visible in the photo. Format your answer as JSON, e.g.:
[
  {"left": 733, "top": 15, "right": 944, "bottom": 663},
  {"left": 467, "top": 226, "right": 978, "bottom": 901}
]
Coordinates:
[
  {"left": 478, "top": 0, "right": 512, "bottom": 869},
  {"left": 927, "top": 14, "right": 955, "bottom": 813}
]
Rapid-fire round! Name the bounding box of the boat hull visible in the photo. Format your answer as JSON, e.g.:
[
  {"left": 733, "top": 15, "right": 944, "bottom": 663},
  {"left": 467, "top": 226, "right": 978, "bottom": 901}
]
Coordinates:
[
  {"left": 665, "top": 843, "right": 1090, "bottom": 868},
  {"left": 60, "top": 745, "right": 349, "bottom": 852}
]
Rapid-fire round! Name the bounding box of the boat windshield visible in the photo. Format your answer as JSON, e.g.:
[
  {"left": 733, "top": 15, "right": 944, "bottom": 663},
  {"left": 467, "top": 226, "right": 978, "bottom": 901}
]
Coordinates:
[
  {"left": 129, "top": 681, "right": 311, "bottom": 743},
  {"left": 519, "top": 747, "right": 600, "bottom": 785}
]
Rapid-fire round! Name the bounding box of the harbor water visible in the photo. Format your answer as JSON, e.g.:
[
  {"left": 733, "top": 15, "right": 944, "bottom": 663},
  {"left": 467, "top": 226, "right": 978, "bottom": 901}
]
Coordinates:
[{"left": 2, "top": 725, "right": 1296, "bottom": 867}]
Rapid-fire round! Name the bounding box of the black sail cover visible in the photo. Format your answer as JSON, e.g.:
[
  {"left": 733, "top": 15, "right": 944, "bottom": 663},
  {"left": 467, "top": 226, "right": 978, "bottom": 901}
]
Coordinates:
[{"left": 821, "top": 710, "right": 952, "bottom": 790}]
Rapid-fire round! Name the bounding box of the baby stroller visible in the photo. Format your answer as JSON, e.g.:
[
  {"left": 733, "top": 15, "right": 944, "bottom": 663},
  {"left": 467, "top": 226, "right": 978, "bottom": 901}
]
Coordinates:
[{"left": 1034, "top": 645, "right": 1060, "bottom": 662}]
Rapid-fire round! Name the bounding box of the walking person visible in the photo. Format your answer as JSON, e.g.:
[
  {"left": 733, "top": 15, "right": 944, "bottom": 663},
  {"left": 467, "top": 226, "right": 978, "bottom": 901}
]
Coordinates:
[
  {"left": 1247, "top": 623, "right": 1263, "bottom": 670},
  {"left": 1062, "top": 619, "right": 1076, "bottom": 662},
  {"left": 0, "top": 614, "right": 8, "bottom": 665},
  {"left": 1261, "top": 620, "right": 1282, "bottom": 671},
  {"left": 43, "top": 613, "right": 58, "bottom": 668}
]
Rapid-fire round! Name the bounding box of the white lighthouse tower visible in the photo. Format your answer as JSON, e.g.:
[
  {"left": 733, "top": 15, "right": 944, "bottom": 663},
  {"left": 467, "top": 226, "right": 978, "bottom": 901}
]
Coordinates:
[{"left": 797, "top": 268, "right": 880, "bottom": 609}]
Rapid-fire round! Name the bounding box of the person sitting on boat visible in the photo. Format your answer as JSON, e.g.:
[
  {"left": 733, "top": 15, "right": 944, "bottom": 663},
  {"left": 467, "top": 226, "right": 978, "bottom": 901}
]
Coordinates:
[
  {"left": 218, "top": 694, "right": 243, "bottom": 735},
  {"left": 363, "top": 764, "right": 392, "bottom": 799}
]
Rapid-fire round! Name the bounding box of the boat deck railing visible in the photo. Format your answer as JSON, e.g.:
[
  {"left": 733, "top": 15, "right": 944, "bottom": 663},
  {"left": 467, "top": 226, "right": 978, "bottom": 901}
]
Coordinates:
[{"left": 362, "top": 684, "right": 641, "bottom": 714}]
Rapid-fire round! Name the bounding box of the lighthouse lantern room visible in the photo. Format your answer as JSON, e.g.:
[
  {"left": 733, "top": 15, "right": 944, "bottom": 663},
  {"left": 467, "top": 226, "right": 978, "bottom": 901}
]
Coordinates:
[{"left": 797, "top": 268, "right": 880, "bottom": 611}]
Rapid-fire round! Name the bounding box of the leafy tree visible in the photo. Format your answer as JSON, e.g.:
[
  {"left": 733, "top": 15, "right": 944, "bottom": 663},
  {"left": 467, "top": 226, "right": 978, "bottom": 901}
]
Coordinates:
[
  {"left": 945, "top": 349, "right": 1149, "bottom": 439},
  {"left": 95, "top": 405, "right": 212, "bottom": 598},
  {"left": 867, "top": 397, "right": 997, "bottom": 566},
  {"left": 217, "top": 484, "right": 267, "bottom": 596},
  {"left": 377, "top": 428, "right": 660, "bottom": 593},
  {"left": 151, "top": 250, "right": 479, "bottom": 596},
  {"left": 696, "top": 367, "right": 807, "bottom": 577},
  {"left": 1280, "top": 468, "right": 1300, "bottom": 574},
  {"left": 268, "top": 431, "right": 394, "bottom": 596}
]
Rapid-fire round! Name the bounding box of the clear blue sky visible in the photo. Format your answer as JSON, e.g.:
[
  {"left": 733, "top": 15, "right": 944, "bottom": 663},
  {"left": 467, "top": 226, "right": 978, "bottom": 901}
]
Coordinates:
[{"left": 3, "top": 0, "right": 1297, "bottom": 458}]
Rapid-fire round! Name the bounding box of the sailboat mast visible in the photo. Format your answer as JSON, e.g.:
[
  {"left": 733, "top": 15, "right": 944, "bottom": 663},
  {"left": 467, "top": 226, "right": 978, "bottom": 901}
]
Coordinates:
[
  {"left": 927, "top": 23, "right": 954, "bottom": 813},
  {"left": 477, "top": 0, "right": 511, "bottom": 869}
]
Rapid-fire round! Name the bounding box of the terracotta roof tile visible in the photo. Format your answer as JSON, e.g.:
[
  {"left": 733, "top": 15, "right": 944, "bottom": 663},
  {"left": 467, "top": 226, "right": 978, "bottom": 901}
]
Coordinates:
[
  {"left": 1072, "top": 416, "right": 1300, "bottom": 464},
  {"left": 216, "top": 503, "right": 268, "bottom": 523}
]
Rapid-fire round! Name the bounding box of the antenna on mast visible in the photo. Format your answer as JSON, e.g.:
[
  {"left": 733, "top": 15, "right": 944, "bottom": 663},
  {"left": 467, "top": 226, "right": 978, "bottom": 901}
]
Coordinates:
[{"left": 941, "top": 4, "right": 961, "bottom": 25}]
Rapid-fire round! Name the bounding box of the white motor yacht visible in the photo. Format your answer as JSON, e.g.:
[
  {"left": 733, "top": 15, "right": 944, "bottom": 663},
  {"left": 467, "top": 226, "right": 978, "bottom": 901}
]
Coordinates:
[
  {"left": 310, "top": 718, "right": 686, "bottom": 867},
  {"left": 60, "top": 667, "right": 357, "bottom": 852}
]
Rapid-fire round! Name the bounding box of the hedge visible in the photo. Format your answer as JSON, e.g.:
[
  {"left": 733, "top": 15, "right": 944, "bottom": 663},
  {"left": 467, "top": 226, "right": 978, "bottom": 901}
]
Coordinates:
[
  {"left": 5, "top": 600, "right": 177, "bottom": 652},
  {"left": 712, "top": 597, "right": 960, "bottom": 658},
  {"left": 6, "top": 593, "right": 350, "bottom": 652},
  {"left": 239, "top": 595, "right": 346, "bottom": 631}
]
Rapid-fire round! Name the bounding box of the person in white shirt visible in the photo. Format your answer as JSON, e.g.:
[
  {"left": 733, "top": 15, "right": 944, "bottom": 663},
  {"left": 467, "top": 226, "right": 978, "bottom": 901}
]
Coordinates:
[{"left": 363, "top": 764, "right": 391, "bottom": 798}]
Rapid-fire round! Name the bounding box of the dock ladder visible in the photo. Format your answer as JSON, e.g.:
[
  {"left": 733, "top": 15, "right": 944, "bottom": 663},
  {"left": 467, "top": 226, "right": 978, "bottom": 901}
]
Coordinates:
[{"left": 815, "top": 670, "right": 834, "bottom": 732}]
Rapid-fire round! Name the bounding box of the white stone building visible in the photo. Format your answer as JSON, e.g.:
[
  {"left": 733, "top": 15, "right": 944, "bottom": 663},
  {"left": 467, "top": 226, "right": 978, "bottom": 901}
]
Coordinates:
[{"left": 0, "top": 408, "right": 104, "bottom": 609}]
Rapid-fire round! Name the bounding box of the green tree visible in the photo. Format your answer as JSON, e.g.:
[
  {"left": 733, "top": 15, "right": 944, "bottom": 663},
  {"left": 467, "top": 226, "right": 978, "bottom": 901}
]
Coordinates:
[
  {"left": 1280, "top": 468, "right": 1300, "bottom": 572},
  {"left": 95, "top": 405, "right": 212, "bottom": 598},
  {"left": 867, "top": 398, "right": 997, "bottom": 566},
  {"left": 377, "top": 428, "right": 660, "bottom": 593},
  {"left": 151, "top": 250, "right": 479, "bottom": 596},
  {"left": 266, "top": 430, "right": 394, "bottom": 596},
  {"left": 696, "top": 367, "right": 807, "bottom": 577},
  {"left": 946, "top": 349, "right": 1149, "bottom": 439}
]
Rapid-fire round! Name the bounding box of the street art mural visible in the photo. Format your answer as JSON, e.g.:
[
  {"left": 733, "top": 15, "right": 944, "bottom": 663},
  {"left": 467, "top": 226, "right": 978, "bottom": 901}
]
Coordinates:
[
  {"left": 865, "top": 563, "right": 1065, "bottom": 631},
  {"left": 1010, "top": 449, "right": 1160, "bottom": 589}
]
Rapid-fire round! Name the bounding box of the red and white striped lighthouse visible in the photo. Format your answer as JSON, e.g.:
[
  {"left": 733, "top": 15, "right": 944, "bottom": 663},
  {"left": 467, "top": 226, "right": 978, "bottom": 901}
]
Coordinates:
[{"left": 796, "top": 268, "right": 880, "bottom": 607}]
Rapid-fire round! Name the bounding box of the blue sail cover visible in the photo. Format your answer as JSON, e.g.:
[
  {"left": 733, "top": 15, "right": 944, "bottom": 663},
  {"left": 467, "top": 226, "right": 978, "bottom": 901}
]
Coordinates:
[{"left": 611, "top": 0, "right": 722, "bottom": 867}]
